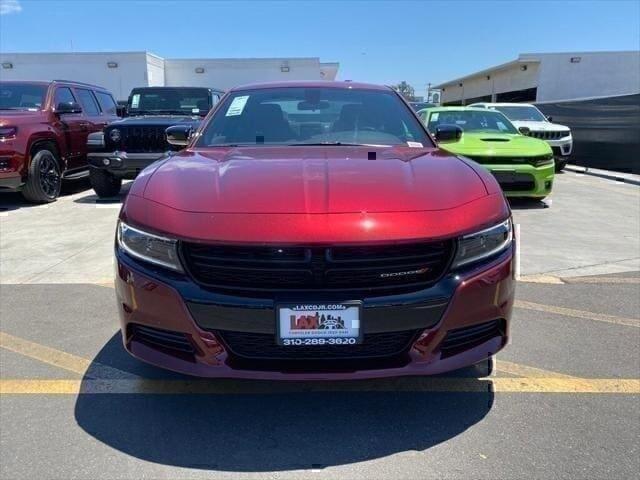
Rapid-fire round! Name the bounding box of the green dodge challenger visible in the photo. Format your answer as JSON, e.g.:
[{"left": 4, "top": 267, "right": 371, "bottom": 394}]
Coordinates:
[{"left": 418, "top": 107, "right": 554, "bottom": 199}]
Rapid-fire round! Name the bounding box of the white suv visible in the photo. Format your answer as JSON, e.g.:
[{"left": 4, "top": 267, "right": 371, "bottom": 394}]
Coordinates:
[{"left": 469, "top": 102, "right": 572, "bottom": 171}]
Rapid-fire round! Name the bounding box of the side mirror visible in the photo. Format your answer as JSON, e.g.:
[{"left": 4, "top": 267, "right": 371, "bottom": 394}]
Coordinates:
[
  {"left": 116, "top": 105, "right": 127, "bottom": 117},
  {"left": 56, "top": 102, "right": 82, "bottom": 115},
  {"left": 518, "top": 126, "right": 531, "bottom": 135},
  {"left": 434, "top": 124, "right": 463, "bottom": 143},
  {"left": 546, "top": 115, "right": 553, "bottom": 122},
  {"left": 166, "top": 125, "right": 192, "bottom": 147}
]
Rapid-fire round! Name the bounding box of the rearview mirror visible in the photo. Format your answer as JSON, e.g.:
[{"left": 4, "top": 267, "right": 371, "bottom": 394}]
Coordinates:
[
  {"left": 518, "top": 126, "right": 531, "bottom": 135},
  {"left": 56, "top": 102, "right": 82, "bottom": 115},
  {"left": 166, "top": 125, "right": 192, "bottom": 147},
  {"left": 434, "top": 124, "right": 463, "bottom": 143}
]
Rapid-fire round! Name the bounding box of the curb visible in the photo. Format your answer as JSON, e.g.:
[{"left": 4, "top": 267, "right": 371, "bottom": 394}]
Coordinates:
[{"left": 565, "top": 165, "right": 640, "bottom": 187}]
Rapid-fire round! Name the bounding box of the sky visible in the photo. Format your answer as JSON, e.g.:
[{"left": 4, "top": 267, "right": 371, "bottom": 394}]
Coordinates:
[{"left": 1, "top": 0, "right": 639, "bottom": 97}]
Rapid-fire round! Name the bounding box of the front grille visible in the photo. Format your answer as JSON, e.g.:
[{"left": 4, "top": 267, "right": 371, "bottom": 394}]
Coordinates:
[
  {"left": 439, "top": 319, "right": 505, "bottom": 358},
  {"left": 526, "top": 130, "right": 570, "bottom": 140},
  {"left": 180, "top": 241, "right": 454, "bottom": 297},
  {"left": 491, "top": 172, "right": 536, "bottom": 192},
  {"left": 128, "top": 324, "right": 196, "bottom": 359},
  {"left": 217, "top": 329, "right": 421, "bottom": 360},
  {"left": 105, "top": 126, "right": 169, "bottom": 153},
  {"left": 465, "top": 155, "right": 552, "bottom": 167}
]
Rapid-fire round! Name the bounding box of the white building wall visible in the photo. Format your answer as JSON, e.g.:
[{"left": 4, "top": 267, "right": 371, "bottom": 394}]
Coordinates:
[
  {"left": 0, "top": 52, "right": 340, "bottom": 101},
  {"left": 164, "top": 58, "right": 325, "bottom": 91},
  {"left": 438, "top": 51, "right": 640, "bottom": 104},
  {"left": 145, "top": 53, "right": 165, "bottom": 88},
  {"left": 535, "top": 51, "right": 640, "bottom": 102},
  {"left": 0, "top": 52, "right": 151, "bottom": 100}
]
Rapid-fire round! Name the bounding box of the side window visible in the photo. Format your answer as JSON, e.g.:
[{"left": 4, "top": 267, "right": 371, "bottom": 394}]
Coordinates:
[
  {"left": 54, "top": 87, "right": 76, "bottom": 107},
  {"left": 75, "top": 88, "right": 100, "bottom": 116},
  {"left": 95, "top": 91, "right": 117, "bottom": 115}
]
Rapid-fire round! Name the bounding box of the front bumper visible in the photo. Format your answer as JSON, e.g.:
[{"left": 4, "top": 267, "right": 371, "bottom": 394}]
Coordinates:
[
  {"left": 114, "top": 246, "right": 515, "bottom": 380},
  {"left": 88, "top": 151, "right": 168, "bottom": 177},
  {"left": 546, "top": 136, "right": 573, "bottom": 158},
  {"left": 486, "top": 162, "right": 555, "bottom": 198}
]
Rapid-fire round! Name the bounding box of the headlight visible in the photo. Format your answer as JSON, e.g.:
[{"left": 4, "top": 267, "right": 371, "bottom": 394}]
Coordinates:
[
  {"left": 531, "top": 153, "right": 554, "bottom": 167},
  {"left": 117, "top": 221, "right": 183, "bottom": 272},
  {"left": 452, "top": 219, "right": 513, "bottom": 268},
  {"left": 0, "top": 126, "right": 18, "bottom": 140},
  {"left": 87, "top": 131, "right": 105, "bottom": 147}
]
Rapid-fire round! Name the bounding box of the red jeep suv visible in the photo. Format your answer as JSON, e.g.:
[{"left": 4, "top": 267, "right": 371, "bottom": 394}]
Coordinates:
[
  {"left": 116, "top": 81, "right": 515, "bottom": 380},
  {"left": 0, "top": 80, "right": 118, "bottom": 202}
]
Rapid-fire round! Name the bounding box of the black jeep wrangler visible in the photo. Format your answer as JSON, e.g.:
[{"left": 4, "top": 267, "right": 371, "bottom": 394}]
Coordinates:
[{"left": 87, "top": 86, "right": 223, "bottom": 197}]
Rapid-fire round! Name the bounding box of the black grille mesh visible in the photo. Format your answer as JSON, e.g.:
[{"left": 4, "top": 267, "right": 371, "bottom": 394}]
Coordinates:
[
  {"left": 439, "top": 319, "right": 505, "bottom": 358},
  {"left": 105, "top": 126, "right": 169, "bottom": 153},
  {"left": 181, "top": 241, "right": 454, "bottom": 297},
  {"left": 217, "top": 329, "right": 420, "bottom": 360}
]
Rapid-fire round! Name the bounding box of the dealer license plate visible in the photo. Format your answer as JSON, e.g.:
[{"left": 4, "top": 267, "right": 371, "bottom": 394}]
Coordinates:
[{"left": 277, "top": 302, "right": 362, "bottom": 346}]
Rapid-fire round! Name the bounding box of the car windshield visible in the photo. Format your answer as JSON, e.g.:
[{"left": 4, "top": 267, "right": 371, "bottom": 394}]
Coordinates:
[
  {"left": 128, "top": 88, "right": 210, "bottom": 116},
  {"left": 0, "top": 83, "right": 47, "bottom": 111},
  {"left": 493, "top": 105, "right": 547, "bottom": 122},
  {"left": 197, "top": 87, "right": 432, "bottom": 147},
  {"left": 426, "top": 110, "right": 518, "bottom": 134}
]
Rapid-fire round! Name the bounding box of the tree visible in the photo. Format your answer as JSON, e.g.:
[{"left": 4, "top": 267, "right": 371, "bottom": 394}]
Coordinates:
[{"left": 392, "top": 81, "right": 416, "bottom": 101}]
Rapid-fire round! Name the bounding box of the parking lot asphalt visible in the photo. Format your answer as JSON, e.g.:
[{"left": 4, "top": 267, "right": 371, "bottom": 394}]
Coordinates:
[{"left": 1, "top": 169, "right": 639, "bottom": 479}]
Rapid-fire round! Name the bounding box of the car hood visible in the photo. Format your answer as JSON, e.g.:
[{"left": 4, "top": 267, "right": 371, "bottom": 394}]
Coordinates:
[
  {"left": 0, "top": 110, "right": 46, "bottom": 126},
  {"left": 108, "top": 115, "right": 203, "bottom": 127},
  {"left": 510, "top": 120, "right": 570, "bottom": 131},
  {"left": 439, "top": 133, "right": 552, "bottom": 157},
  {"left": 141, "top": 146, "right": 489, "bottom": 214}
]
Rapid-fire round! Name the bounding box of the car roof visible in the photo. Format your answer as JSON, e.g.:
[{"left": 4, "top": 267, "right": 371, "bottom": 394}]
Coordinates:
[
  {"left": 130, "top": 86, "right": 223, "bottom": 92},
  {"left": 470, "top": 102, "right": 537, "bottom": 107},
  {"left": 0, "top": 79, "right": 111, "bottom": 92},
  {"left": 230, "top": 80, "right": 392, "bottom": 92},
  {"left": 422, "top": 106, "right": 493, "bottom": 113}
]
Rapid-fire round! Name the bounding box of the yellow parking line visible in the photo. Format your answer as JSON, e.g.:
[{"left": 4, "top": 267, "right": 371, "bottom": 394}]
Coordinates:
[
  {"left": 1, "top": 378, "right": 638, "bottom": 395},
  {"left": 495, "top": 360, "right": 577, "bottom": 379},
  {"left": 562, "top": 276, "right": 640, "bottom": 285},
  {"left": 0, "top": 332, "right": 137, "bottom": 379},
  {"left": 515, "top": 300, "right": 640, "bottom": 328}
]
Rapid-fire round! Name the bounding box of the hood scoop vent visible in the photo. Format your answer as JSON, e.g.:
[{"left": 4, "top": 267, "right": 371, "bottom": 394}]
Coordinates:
[{"left": 480, "top": 138, "right": 510, "bottom": 142}]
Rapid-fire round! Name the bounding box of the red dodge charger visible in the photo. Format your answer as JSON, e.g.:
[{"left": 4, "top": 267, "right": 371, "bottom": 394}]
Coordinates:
[{"left": 115, "top": 81, "right": 515, "bottom": 380}]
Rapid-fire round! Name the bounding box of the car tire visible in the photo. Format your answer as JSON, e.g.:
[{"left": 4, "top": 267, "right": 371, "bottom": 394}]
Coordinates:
[
  {"left": 555, "top": 159, "right": 567, "bottom": 172},
  {"left": 21, "top": 146, "right": 62, "bottom": 203},
  {"left": 474, "top": 356, "right": 494, "bottom": 377},
  {"left": 89, "top": 168, "right": 122, "bottom": 198}
]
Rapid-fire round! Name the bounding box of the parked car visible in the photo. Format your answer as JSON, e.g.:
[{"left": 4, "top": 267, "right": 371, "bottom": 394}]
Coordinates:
[
  {"left": 0, "top": 80, "right": 118, "bottom": 202},
  {"left": 468, "top": 102, "right": 572, "bottom": 171},
  {"left": 409, "top": 101, "right": 435, "bottom": 111},
  {"left": 418, "top": 106, "right": 555, "bottom": 200},
  {"left": 115, "top": 81, "right": 515, "bottom": 380},
  {"left": 87, "top": 86, "right": 223, "bottom": 197}
]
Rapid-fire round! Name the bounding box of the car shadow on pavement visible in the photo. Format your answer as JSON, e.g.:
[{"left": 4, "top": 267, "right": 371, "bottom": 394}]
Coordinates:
[
  {"left": 72, "top": 182, "right": 131, "bottom": 205},
  {"left": 75, "top": 333, "right": 494, "bottom": 472},
  {"left": 508, "top": 198, "right": 550, "bottom": 210},
  {"left": 0, "top": 178, "right": 92, "bottom": 212}
]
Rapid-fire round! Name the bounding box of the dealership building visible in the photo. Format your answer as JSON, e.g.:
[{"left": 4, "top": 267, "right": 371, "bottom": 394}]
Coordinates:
[
  {"left": 0, "top": 51, "right": 340, "bottom": 101},
  {"left": 434, "top": 50, "right": 639, "bottom": 105},
  {"left": 434, "top": 51, "right": 640, "bottom": 173}
]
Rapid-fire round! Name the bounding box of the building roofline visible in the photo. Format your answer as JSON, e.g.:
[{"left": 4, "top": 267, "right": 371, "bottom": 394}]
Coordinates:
[
  {"left": 434, "top": 50, "right": 639, "bottom": 89},
  {"left": 164, "top": 57, "right": 321, "bottom": 62},
  {"left": 0, "top": 51, "right": 153, "bottom": 56},
  {"left": 433, "top": 56, "right": 539, "bottom": 89}
]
